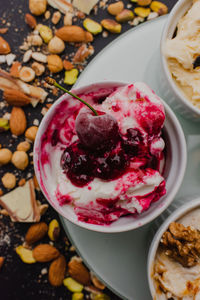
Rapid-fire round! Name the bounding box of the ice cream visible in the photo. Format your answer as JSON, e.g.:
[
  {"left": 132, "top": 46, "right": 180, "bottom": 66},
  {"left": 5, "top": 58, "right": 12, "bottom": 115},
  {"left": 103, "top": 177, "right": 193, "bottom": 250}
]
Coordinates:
[
  {"left": 40, "top": 82, "right": 166, "bottom": 225},
  {"left": 153, "top": 208, "right": 200, "bottom": 299},
  {"left": 164, "top": 0, "right": 200, "bottom": 108}
]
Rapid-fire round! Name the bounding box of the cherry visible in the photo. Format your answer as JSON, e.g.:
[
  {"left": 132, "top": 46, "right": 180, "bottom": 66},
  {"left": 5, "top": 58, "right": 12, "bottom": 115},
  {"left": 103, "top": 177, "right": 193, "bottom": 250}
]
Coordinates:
[{"left": 75, "top": 108, "right": 120, "bottom": 151}]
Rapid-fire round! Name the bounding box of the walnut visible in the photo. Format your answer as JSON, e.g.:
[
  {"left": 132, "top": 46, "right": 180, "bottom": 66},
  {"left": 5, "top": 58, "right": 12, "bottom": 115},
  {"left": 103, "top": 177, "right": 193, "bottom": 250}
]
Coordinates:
[{"left": 161, "top": 222, "right": 200, "bottom": 267}]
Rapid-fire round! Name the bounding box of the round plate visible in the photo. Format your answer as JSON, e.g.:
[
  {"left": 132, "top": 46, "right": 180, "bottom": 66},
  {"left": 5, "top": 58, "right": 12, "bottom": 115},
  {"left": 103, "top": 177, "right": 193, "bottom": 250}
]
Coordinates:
[{"left": 60, "top": 15, "right": 200, "bottom": 299}]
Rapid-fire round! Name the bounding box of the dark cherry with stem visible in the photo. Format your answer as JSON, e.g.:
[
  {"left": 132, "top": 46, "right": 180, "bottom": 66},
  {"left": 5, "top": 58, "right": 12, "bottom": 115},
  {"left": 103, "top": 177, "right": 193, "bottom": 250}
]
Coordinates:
[{"left": 46, "top": 77, "right": 120, "bottom": 151}]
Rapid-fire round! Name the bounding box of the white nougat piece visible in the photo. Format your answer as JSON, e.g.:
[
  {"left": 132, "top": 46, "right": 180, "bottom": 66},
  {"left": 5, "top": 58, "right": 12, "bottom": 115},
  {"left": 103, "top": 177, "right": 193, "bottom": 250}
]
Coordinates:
[
  {"left": 72, "top": 0, "right": 99, "bottom": 14},
  {"left": 0, "top": 179, "right": 40, "bottom": 222},
  {"left": 47, "top": 0, "right": 73, "bottom": 14}
]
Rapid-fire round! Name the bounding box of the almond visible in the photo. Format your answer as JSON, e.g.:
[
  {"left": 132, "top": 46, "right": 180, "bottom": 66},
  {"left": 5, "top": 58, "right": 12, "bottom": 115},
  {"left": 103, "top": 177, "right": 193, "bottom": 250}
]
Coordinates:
[
  {"left": 0, "top": 28, "right": 8, "bottom": 34},
  {"left": 63, "top": 60, "right": 74, "bottom": 71},
  {"left": 10, "top": 107, "right": 27, "bottom": 136},
  {"left": 3, "top": 89, "right": 31, "bottom": 106},
  {"left": 25, "top": 222, "right": 48, "bottom": 244},
  {"left": 25, "top": 13, "right": 37, "bottom": 29},
  {"left": 48, "top": 255, "right": 66, "bottom": 286},
  {"left": 56, "top": 25, "right": 93, "bottom": 43},
  {"left": 0, "top": 257, "right": 4, "bottom": 270},
  {"left": 33, "top": 244, "right": 60, "bottom": 262},
  {"left": 68, "top": 258, "right": 90, "bottom": 285},
  {"left": 0, "top": 36, "right": 11, "bottom": 54},
  {"left": 10, "top": 61, "right": 22, "bottom": 78}
]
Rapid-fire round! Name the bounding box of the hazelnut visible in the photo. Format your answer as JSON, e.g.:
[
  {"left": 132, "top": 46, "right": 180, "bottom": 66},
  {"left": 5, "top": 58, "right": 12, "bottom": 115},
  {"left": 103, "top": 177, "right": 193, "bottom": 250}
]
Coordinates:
[
  {"left": 25, "top": 126, "right": 38, "bottom": 142},
  {"left": 11, "top": 151, "right": 29, "bottom": 170},
  {"left": 29, "top": 0, "right": 47, "bottom": 16},
  {"left": 48, "top": 37, "right": 65, "bottom": 54},
  {"left": 47, "top": 55, "right": 63, "bottom": 73},
  {"left": 0, "top": 148, "right": 12, "bottom": 165},
  {"left": 2, "top": 173, "right": 16, "bottom": 189},
  {"left": 17, "top": 141, "right": 31, "bottom": 152}
]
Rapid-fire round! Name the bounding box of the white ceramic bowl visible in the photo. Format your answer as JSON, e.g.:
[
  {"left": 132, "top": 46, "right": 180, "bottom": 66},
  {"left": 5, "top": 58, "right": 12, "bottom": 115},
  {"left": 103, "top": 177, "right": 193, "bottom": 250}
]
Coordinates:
[
  {"left": 147, "top": 196, "right": 200, "bottom": 299},
  {"left": 160, "top": 0, "right": 200, "bottom": 120},
  {"left": 34, "top": 81, "right": 187, "bottom": 233}
]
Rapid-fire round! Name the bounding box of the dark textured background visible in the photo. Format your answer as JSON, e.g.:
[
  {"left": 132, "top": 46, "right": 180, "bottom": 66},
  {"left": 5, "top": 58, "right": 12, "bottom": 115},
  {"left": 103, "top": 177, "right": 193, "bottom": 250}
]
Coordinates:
[{"left": 0, "top": 1, "right": 177, "bottom": 299}]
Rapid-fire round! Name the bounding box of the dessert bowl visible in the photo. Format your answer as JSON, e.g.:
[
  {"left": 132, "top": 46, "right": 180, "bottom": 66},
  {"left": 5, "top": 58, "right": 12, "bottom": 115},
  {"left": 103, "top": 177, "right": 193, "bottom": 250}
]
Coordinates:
[
  {"left": 148, "top": 196, "right": 200, "bottom": 299},
  {"left": 34, "top": 81, "right": 187, "bottom": 233},
  {"left": 160, "top": 0, "right": 200, "bottom": 120}
]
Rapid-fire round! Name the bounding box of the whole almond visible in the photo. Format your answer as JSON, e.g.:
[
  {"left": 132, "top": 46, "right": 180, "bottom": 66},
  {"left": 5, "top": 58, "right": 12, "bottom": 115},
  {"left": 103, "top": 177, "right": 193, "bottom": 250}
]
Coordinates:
[
  {"left": 0, "top": 36, "right": 11, "bottom": 54},
  {"left": 56, "top": 25, "right": 93, "bottom": 43},
  {"left": 25, "top": 222, "right": 48, "bottom": 244},
  {"left": 0, "top": 257, "right": 4, "bottom": 270},
  {"left": 33, "top": 244, "right": 60, "bottom": 262},
  {"left": 48, "top": 255, "right": 66, "bottom": 286},
  {"left": 3, "top": 89, "right": 30, "bottom": 106},
  {"left": 25, "top": 13, "right": 37, "bottom": 29},
  {"left": 68, "top": 259, "right": 90, "bottom": 285},
  {"left": 10, "top": 107, "right": 27, "bottom": 136}
]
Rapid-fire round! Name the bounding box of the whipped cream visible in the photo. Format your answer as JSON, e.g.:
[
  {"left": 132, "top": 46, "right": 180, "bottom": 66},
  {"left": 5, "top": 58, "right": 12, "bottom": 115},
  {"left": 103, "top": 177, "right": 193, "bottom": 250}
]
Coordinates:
[
  {"left": 164, "top": 0, "right": 200, "bottom": 108},
  {"left": 40, "top": 83, "right": 166, "bottom": 225}
]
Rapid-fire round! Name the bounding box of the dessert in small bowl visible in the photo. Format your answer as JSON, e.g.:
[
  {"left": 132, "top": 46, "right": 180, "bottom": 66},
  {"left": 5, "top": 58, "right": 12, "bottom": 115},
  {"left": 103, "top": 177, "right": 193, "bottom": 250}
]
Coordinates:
[
  {"left": 161, "top": 0, "right": 200, "bottom": 120},
  {"left": 148, "top": 197, "right": 200, "bottom": 299},
  {"left": 34, "top": 81, "right": 187, "bottom": 233}
]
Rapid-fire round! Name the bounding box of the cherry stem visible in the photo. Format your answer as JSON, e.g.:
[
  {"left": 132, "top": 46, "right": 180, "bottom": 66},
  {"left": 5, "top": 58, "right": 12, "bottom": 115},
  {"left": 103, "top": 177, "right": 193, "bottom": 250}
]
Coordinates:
[{"left": 45, "top": 77, "right": 98, "bottom": 116}]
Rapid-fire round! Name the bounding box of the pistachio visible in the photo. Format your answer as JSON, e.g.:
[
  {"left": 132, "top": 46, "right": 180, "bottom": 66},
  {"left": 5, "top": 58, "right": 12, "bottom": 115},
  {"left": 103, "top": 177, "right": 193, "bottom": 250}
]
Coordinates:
[
  {"left": 39, "top": 25, "right": 53, "bottom": 43},
  {"left": 150, "top": 1, "right": 168, "bottom": 15},
  {"left": 94, "top": 295, "right": 110, "bottom": 300},
  {"left": 2, "top": 173, "right": 16, "bottom": 189},
  {"left": 48, "top": 36, "right": 65, "bottom": 54},
  {"left": 16, "top": 245, "right": 36, "bottom": 264},
  {"left": 101, "top": 19, "right": 121, "bottom": 34},
  {"left": 0, "top": 118, "right": 9, "bottom": 132},
  {"left": 116, "top": 9, "right": 134, "bottom": 23},
  {"left": 63, "top": 277, "right": 83, "bottom": 293},
  {"left": 64, "top": 69, "right": 79, "bottom": 85},
  {"left": 0, "top": 148, "right": 12, "bottom": 165},
  {"left": 48, "top": 219, "right": 60, "bottom": 241},
  {"left": 107, "top": 1, "right": 124, "bottom": 16},
  {"left": 83, "top": 18, "right": 102, "bottom": 35},
  {"left": 47, "top": 54, "right": 63, "bottom": 73},
  {"left": 134, "top": 7, "right": 151, "bottom": 18},
  {"left": 72, "top": 293, "right": 84, "bottom": 300}
]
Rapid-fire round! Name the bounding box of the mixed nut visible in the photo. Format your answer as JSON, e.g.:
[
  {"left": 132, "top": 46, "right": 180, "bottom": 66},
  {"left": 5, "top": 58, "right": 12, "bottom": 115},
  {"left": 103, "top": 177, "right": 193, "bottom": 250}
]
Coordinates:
[{"left": 0, "top": 0, "right": 169, "bottom": 299}]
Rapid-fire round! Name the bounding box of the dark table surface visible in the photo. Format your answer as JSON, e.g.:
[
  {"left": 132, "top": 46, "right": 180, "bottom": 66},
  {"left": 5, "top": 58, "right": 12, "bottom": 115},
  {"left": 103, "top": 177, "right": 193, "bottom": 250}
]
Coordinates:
[{"left": 0, "top": 1, "right": 177, "bottom": 299}]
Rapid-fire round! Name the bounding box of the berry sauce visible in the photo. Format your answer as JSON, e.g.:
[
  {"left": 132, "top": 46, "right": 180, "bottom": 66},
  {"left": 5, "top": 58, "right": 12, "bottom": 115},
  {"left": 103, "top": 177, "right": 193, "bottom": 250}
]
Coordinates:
[{"left": 60, "top": 127, "right": 160, "bottom": 187}]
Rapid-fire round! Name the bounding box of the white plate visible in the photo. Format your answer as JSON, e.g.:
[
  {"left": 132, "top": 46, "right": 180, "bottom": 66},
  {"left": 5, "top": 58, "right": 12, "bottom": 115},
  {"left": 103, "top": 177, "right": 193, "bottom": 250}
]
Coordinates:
[{"left": 60, "top": 16, "right": 200, "bottom": 300}]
